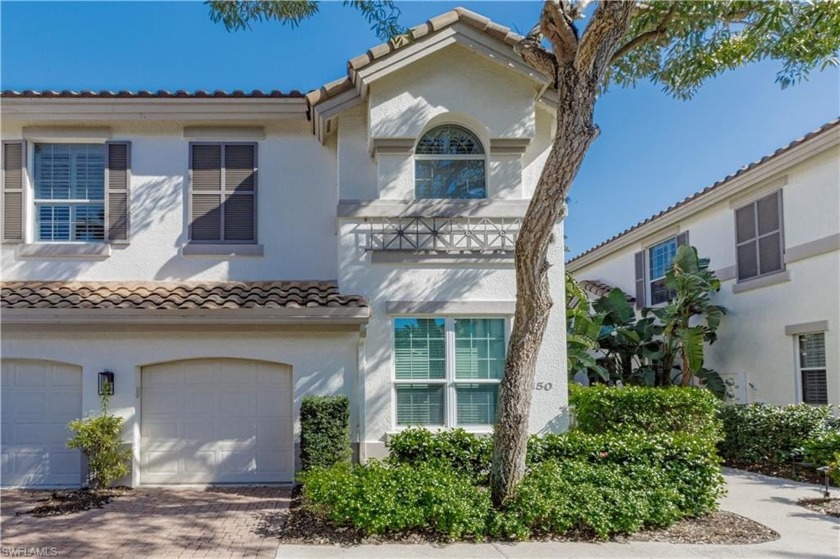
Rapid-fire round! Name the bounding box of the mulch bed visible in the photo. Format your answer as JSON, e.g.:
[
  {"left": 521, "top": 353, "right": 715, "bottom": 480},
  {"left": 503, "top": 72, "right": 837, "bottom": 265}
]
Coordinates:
[
  {"left": 16, "top": 487, "right": 133, "bottom": 517},
  {"left": 725, "top": 460, "right": 827, "bottom": 485},
  {"left": 798, "top": 498, "right": 840, "bottom": 518},
  {"left": 261, "top": 488, "right": 779, "bottom": 545}
]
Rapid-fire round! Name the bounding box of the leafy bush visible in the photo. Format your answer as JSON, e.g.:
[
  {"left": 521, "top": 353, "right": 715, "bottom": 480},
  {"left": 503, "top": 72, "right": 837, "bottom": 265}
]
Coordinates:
[
  {"left": 491, "top": 460, "right": 683, "bottom": 540},
  {"left": 67, "top": 396, "right": 132, "bottom": 489},
  {"left": 300, "top": 461, "right": 490, "bottom": 539},
  {"left": 569, "top": 384, "right": 722, "bottom": 441},
  {"left": 803, "top": 430, "right": 840, "bottom": 485},
  {"left": 718, "top": 403, "right": 834, "bottom": 464},
  {"left": 386, "top": 427, "right": 492, "bottom": 481},
  {"left": 528, "top": 431, "right": 723, "bottom": 516},
  {"left": 300, "top": 395, "right": 351, "bottom": 470}
]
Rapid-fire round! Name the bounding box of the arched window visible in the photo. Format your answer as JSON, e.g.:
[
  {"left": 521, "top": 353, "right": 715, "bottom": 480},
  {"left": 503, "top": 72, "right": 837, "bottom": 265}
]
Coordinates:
[{"left": 415, "top": 125, "right": 486, "bottom": 199}]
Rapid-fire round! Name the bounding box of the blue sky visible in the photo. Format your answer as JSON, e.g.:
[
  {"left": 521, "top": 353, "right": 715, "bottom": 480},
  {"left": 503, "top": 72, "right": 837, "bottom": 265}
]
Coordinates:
[{"left": 2, "top": 1, "right": 838, "bottom": 257}]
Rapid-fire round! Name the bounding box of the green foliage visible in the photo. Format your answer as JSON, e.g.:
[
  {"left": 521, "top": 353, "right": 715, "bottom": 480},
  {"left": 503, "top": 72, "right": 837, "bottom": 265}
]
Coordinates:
[
  {"left": 608, "top": 1, "right": 840, "bottom": 98},
  {"left": 207, "top": 0, "right": 404, "bottom": 42},
  {"left": 67, "top": 396, "right": 132, "bottom": 489},
  {"left": 569, "top": 384, "right": 722, "bottom": 440},
  {"left": 650, "top": 245, "right": 727, "bottom": 391},
  {"left": 718, "top": 403, "right": 834, "bottom": 464},
  {"left": 803, "top": 431, "right": 840, "bottom": 485},
  {"left": 569, "top": 246, "right": 726, "bottom": 396},
  {"left": 299, "top": 461, "right": 490, "bottom": 539},
  {"left": 491, "top": 460, "right": 683, "bottom": 540},
  {"left": 386, "top": 427, "right": 492, "bottom": 482},
  {"left": 300, "top": 395, "right": 352, "bottom": 471},
  {"left": 527, "top": 430, "right": 724, "bottom": 517}
]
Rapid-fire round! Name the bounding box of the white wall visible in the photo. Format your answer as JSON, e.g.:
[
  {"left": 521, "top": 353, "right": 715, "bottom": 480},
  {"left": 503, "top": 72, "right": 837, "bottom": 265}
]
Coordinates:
[
  {"left": 1, "top": 120, "right": 339, "bottom": 281},
  {"left": 570, "top": 146, "right": 840, "bottom": 406}
]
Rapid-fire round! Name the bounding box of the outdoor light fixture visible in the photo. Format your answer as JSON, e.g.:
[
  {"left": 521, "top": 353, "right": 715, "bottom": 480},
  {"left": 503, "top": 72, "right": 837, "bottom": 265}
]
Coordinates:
[{"left": 98, "top": 370, "right": 115, "bottom": 396}]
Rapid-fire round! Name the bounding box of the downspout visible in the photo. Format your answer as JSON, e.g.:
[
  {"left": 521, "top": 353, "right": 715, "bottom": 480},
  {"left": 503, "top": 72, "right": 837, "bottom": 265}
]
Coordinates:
[{"left": 356, "top": 324, "right": 368, "bottom": 463}]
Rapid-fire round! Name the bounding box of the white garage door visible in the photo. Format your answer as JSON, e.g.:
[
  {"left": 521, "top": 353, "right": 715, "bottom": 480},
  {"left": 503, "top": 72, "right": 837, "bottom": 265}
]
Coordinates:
[
  {"left": 1, "top": 360, "right": 83, "bottom": 487},
  {"left": 141, "top": 359, "right": 293, "bottom": 484}
]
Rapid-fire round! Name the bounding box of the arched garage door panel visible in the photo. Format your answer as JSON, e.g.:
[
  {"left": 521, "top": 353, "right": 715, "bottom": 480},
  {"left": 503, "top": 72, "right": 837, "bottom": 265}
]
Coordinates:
[
  {"left": 1, "top": 360, "right": 82, "bottom": 487},
  {"left": 141, "top": 359, "right": 293, "bottom": 484}
]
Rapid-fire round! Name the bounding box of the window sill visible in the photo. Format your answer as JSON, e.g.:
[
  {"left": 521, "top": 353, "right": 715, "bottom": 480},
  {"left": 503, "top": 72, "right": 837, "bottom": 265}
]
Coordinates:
[
  {"left": 181, "top": 243, "right": 264, "bottom": 258},
  {"left": 385, "top": 427, "right": 493, "bottom": 441},
  {"left": 731, "top": 270, "right": 791, "bottom": 294},
  {"left": 18, "top": 243, "right": 111, "bottom": 260}
]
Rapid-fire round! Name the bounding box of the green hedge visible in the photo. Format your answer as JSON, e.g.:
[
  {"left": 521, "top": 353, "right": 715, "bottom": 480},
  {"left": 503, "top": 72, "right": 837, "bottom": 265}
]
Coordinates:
[
  {"left": 718, "top": 403, "right": 834, "bottom": 464},
  {"left": 386, "top": 427, "right": 492, "bottom": 482},
  {"left": 569, "top": 384, "right": 722, "bottom": 440},
  {"left": 300, "top": 395, "right": 351, "bottom": 471},
  {"left": 300, "top": 461, "right": 489, "bottom": 539}
]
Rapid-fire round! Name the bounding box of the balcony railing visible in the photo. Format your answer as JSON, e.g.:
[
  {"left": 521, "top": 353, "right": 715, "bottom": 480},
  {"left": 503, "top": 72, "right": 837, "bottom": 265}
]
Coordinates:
[{"left": 365, "top": 217, "right": 520, "bottom": 252}]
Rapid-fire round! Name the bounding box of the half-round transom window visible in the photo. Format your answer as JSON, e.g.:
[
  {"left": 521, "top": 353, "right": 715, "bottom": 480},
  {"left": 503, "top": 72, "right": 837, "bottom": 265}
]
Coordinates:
[{"left": 415, "top": 125, "right": 486, "bottom": 199}]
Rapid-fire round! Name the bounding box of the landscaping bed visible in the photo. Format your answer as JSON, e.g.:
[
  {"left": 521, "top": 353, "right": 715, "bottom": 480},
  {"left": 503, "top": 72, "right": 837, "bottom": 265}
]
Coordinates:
[
  {"left": 271, "top": 487, "right": 778, "bottom": 545},
  {"left": 798, "top": 497, "right": 840, "bottom": 518},
  {"left": 16, "top": 487, "right": 132, "bottom": 517}
]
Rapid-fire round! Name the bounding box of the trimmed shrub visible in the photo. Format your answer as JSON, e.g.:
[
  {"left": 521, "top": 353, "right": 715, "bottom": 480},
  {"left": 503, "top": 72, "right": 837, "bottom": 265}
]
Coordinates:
[
  {"left": 718, "top": 403, "right": 834, "bottom": 464},
  {"left": 491, "top": 460, "right": 683, "bottom": 540},
  {"left": 67, "top": 396, "right": 132, "bottom": 489},
  {"left": 803, "top": 431, "right": 840, "bottom": 485},
  {"left": 527, "top": 431, "right": 724, "bottom": 516},
  {"left": 569, "top": 384, "right": 722, "bottom": 440},
  {"left": 386, "top": 427, "right": 492, "bottom": 482},
  {"left": 299, "top": 461, "right": 490, "bottom": 539},
  {"left": 300, "top": 395, "right": 351, "bottom": 470}
]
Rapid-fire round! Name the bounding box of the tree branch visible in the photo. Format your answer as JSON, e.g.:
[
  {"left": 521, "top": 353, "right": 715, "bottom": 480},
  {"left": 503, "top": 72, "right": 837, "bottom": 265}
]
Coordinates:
[
  {"left": 541, "top": 0, "right": 579, "bottom": 63},
  {"left": 514, "top": 35, "right": 559, "bottom": 84},
  {"left": 576, "top": 1, "right": 636, "bottom": 78},
  {"left": 609, "top": 2, "right": 677, "bottom": 64}
]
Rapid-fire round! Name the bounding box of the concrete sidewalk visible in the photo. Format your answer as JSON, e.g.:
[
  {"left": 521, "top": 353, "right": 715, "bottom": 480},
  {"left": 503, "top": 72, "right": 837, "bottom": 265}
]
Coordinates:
[{"left": 275, "top": 469, "right": 839, "bottom": 559}]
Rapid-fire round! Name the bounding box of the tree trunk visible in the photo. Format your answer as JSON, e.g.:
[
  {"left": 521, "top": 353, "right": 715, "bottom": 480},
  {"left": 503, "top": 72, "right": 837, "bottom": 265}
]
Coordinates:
[{"left": 490, "top": 64, "right": 599, "bottom": 507}]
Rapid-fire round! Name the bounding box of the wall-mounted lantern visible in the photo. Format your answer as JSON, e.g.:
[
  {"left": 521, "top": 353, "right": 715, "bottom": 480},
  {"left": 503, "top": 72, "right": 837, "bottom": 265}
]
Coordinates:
[{"left": 98, "top": 370, "right": 115, "bottom": 396}]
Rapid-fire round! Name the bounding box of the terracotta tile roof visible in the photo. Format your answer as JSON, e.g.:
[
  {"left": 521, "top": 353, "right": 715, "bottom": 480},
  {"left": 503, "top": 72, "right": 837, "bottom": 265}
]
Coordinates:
[
  {"left": 1, "top": 281, "right": 368, "bottom": 310},
  {"left": 0, "top": 89, "right": 304, "bottom": 99},
  {"left": 578, "top": 279, "right": 634, "bottom": 302},
  {"left": 567, "top": 118, "right": 840, "bottom": 266},
  {"left": 307, "top": 7, "right": 524, "bottom": 106}
]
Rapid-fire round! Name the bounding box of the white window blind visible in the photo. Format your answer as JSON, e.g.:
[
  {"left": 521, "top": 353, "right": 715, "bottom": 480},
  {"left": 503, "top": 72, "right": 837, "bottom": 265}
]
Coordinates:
[{"left": 799, "top": 332, "right": 828, "bottom": 405}]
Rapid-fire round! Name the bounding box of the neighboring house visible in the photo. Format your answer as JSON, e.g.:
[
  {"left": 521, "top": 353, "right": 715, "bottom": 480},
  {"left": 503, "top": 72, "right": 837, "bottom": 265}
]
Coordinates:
[
  {"left": 0, "top": 8, "right": 568, "bottom": 488},
  {"left": 568, "top": 119, "right": 840, "bottom": 407}
]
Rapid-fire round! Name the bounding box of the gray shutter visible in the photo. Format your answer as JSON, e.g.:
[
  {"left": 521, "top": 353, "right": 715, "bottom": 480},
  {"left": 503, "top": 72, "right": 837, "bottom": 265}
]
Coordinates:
[
  {"left": 190, "top": 144, "right": 223, "bottom": 241},
  {"left": 2, "top": 141, "right": 25, "bottom": 243},
  {"left": 106, "top": 142, "right": 130, "bottom": 242},
  {"left": 676, "top": 230, "right": 689, "bottom": 248},
  {"left": 223, "top": 144, "right": 256, "bottom": 242},
  {"left": 735, "top": 205, "right": 757, "bottom": 280},
  {"left": 634, "top": 250, "right": 646, "bottom": 309},
  {"left": 757, "top": 191, "right": 783, "bottom": 275}
]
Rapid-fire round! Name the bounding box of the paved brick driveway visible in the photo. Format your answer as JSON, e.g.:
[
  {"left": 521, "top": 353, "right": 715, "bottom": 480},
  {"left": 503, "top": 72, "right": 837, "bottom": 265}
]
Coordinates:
[{"left": 1, "top": 486, "right": 290, "bottom": 558}]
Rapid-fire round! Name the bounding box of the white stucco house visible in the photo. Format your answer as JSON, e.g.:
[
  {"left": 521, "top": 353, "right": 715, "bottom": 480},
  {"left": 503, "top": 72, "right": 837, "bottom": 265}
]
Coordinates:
[
  {"left": 0, "top": 8, "right": 568, "bottom": 488},
  {"left": 567, "top": 119, "right": 839, "bottom": 407}
]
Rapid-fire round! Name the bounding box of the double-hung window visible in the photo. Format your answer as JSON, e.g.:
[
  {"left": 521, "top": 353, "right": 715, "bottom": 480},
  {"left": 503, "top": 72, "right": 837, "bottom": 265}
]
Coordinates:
[
  {"left": 735, "top": 191, "right": 784, "bottom": 281},
  {"left": 798, "top": 332, "right": 828, "bottom": 405},
  {"left": 34, "top": 144, "right": 105, "bottom": 242},
  {"left": 634, "top": 232, "right": 688, "bottom": 308},
  {"left": 189, "top": 142, "right": 257, "bottom": 243},
  {"left": 394, "top": 317, "right": 505, "bottom": 427}
]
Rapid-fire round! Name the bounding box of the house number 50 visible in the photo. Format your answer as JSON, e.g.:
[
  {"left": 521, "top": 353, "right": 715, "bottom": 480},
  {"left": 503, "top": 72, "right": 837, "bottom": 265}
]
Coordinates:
[{"left": 534, "top": 382, "right": 553, "bottom": 391}]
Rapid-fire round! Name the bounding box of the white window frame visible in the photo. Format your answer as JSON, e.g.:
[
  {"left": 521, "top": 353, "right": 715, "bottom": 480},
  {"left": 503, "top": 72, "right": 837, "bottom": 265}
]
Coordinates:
[
  {"left": 391, "top": 316, "right": 508, "bottom": 431},
  {"left": 31, "top": 142, "right": 107, "bottom": 244},
  {"left": 795, "top": 331, "right": 828, "bottom": 405},
  {"left": 414, "top": 124, "right": 487, "bottom": 200},
  {"left": 646, "top": 236, "right": 678, "bottom": 306},
  {"left": 734, "top": 190, "right": 785, "bottom": 283}
]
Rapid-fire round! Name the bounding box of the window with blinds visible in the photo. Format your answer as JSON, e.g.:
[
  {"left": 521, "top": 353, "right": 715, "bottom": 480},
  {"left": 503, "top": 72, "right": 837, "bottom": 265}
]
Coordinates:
[
  {"left": 415, "top": 125, "right": 486, "bottom": 199},
  {"left": 735, "top": 191, "right": 784, "bottom": 282},
  {"left": 34, "top": 144, "right": 106, "bottom": 242},
  {"left": 190, "top": 143, "right": 256, "bottom": 243},
  {"left": 799, "top": 332, "right": 828, "bottom": 405},
  {"left": 394, "top": 317, "right": 505, "bottom": 427}
]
